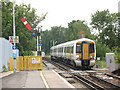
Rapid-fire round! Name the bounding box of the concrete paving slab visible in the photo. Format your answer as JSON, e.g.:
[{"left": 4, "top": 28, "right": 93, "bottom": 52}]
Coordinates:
[
  {"left": 0, "top": 71, "right": 13, "bottom": 78},
  {"left": 0, "top": 78, "right": 2, "bottom": 90},
  {"left": 2, "top": 71, "right": 28, "bottom": 88},
  {"left": 24, "top": 71, "right": 45, "bottom": 88},
  {"left": 43, "top": 70, "right": 74, "bottom": 88}
]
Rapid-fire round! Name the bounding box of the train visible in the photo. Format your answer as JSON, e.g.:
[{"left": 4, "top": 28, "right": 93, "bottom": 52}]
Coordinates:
[{"left": 50, "top": 38, "right": 96, "bottom": 69}]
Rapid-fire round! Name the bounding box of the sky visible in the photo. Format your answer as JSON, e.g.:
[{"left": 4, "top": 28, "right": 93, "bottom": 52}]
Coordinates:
[{"left": 13, "top": 0, "right": 120, "bottom": 31}]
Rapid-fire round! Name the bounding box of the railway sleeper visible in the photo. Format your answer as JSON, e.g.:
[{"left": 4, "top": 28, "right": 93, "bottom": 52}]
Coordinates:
[
  {"left": 89, "top": 75, "right": 120, "bottom": 89},
  {"left": 73, "top": 75, "right": 105, "bottom": 90},
  {"left": 104, "top": 73, "right": 120, "bottom": 80}
]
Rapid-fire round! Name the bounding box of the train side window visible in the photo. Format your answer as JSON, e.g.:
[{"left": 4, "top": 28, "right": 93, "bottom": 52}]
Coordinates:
[
  {"left": 55, "top": 48, "right": 57, "bottom": 53},
  {"left": 65, "top": 47, "right": 67, "bottom": 53},
  {"left": 67, "top": 47, "right": 68, "bottom": 53},
  {"left": 71, "top": 46, "right": 73, "bottom": 53},
  {"left": 59, "top": 48, "right": 61, "bottom": 53},
  {"left": 52, "top": 49, "right": 54, "bottom": 53},
  {"left": 76, "top": 44, "right": 81, "bottom": 53},
  {"left": 62, "top": 47, "right": 63, "bottom": 53},
  {"left": 58, "top": 48, "right": 60, "bottom": 53},
  {"left": 67, "top": 47, "right": 70, "bottom": 53},
  {"left": 89, "top": 43, "right": 94, "bottom": 53}
]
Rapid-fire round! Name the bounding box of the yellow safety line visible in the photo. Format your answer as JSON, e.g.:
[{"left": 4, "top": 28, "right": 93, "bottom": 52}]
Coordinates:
[{"left": 40, "top": 71, "right": 49, "bottom": 88}]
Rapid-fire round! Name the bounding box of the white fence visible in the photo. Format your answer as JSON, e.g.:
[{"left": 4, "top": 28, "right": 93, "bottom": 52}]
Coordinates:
[{"left": 0, "top": 38, "right": 19, "bottom": 72}]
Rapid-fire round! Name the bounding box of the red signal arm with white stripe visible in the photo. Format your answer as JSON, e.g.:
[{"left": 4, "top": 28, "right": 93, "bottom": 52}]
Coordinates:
[{"left": 21, "top": 18, "right": 32, "bottom": 30}]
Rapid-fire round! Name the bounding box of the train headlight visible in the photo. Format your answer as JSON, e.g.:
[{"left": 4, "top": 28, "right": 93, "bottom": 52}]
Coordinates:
[
  {"left": 76, "top": 55, "right": 79, "bottom": 58},
  {"left": 91, "top": 55, "right": 94, "bottom": 58}
]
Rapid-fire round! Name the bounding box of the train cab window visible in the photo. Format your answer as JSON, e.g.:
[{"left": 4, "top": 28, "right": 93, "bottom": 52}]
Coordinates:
[
  {"left": 71, "top": 46, "right": 73, "bottom": 53},
  {"left": 76, "top": 44, "right": 81, "bottom": 53},
  {"left": 89, "top": 43, "right": 94, "bottom": 53}
]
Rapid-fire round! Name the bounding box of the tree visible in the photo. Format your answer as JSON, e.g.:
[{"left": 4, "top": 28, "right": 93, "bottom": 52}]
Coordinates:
[
  {"left": 91, "top": 9, "right": 119, "bottom": 49},
  {"left": 96, "top": 42, "right": 111, "bottom": 60},
  {"left": 91, "top": 9, "right": 120, "bottom": 62},
  {"left": 42, "top": 26, "right": 67, "bottom": 54},
  {"left": 2, "top": 1, "right": 47, "bottom": 55},
  {"left": 66, "top": 20, "right": 93, "bottom": 41}
]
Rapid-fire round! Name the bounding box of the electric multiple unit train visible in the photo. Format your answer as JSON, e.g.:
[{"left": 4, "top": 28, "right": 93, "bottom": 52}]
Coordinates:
[{"left": 50, "top": 38, "right": 96, "bottom": 69}]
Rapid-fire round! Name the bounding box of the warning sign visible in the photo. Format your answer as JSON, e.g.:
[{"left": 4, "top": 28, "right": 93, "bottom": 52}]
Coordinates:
[
  {"left": 32, "top": 58, "right": 40, "bottom": 64},
  {"left": 9, "top": 36, "right": 19, "bottom": 43},
  {"left": 14, "top": 36, "right": 19, "bottom": 43},
  {"left": 9, "top": 36, "right": 14, "bottom": 43}
]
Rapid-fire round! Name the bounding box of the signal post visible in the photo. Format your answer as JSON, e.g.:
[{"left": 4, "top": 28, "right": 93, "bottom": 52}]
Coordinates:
[{"left": 37, "top": 27, "right": 42, "bottom": 56}]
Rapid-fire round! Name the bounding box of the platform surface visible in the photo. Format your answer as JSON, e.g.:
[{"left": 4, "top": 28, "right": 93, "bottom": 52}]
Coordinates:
[
  {"left": 24, "top": 71, "right": 45, "bottom": 88},
  {"left": 43, "top": 70, "right": 74, "bottom": 88},
  {"left": 2, "top": 71, "right": 27, "bottom": 88},
  {"left": 1, "top": 70, "right": 74, "bottom": 89}
]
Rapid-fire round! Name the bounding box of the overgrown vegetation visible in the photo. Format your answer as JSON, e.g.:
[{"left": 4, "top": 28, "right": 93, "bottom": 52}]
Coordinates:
[{"left": 2, "top": 65, "right": 8, "bottom": 72}]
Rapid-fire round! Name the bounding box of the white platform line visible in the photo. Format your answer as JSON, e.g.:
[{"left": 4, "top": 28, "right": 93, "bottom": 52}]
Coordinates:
[{"left": 52, "top": 70, "right": 76, "bottom": 89}]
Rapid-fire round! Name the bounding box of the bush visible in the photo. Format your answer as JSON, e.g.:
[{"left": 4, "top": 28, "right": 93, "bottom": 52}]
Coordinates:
[
  {"left": 110, "top": 47, "right": 120, "bottom": 63},
  {"left": 96, "top": 42, "right": 111, "bottom": 61},
  {"left": 2, "top": 65, "right": 8, "bottom": 72}
]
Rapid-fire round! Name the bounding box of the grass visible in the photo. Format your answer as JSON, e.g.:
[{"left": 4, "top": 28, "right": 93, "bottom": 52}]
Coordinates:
[
  {"left": 95, "top": 60, "right": 106, "bottom": 68},
  {"left": 45, "top": 54, "right": 51, "bottom": 58}
]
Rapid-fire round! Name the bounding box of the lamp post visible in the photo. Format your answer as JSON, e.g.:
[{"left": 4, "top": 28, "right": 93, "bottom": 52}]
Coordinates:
[{"left": 13, "top": 0, "right": 16, "bottom": 73}]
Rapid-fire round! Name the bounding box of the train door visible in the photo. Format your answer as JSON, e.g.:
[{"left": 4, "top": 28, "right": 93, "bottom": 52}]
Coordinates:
[
  {"left": 82, "top": 42, "right": 89, "bottom": 60},
  {"left": 81, "top": 42, "right": 90, "bottom": 66}
]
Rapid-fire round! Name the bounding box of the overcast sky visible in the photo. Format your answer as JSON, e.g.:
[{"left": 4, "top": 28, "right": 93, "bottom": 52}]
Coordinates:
[{"left": 13, "top": 0, "right": 120, "bottom": 31}]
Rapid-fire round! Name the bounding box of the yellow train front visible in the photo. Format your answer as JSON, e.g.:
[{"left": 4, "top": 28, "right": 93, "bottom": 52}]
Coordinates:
[
  {"left": 75, "top": 40, "right": 96, "bottom": 69},
  {"left": 50, "top": 38, "right": 96, "bottom": 69}
]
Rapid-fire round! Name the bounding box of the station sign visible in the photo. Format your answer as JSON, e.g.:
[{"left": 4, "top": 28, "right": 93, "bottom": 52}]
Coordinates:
[
  {"left": 38, "top": 44, "right": 43, "bottom": 46},
  {"left": 12, "top": 50, "right": 17, "bottom": 57},
  {"left": 9, "top": 36, "right": 19, "bottom": 43},
  {"left": 12, "top": 45, "right": 17, "bottom": 50},
  {"left": 32, "top": 58, "right": 40, "bottom": 63},
  {"left": 12, "top": 54, "right": 17, "bottom": 58}
]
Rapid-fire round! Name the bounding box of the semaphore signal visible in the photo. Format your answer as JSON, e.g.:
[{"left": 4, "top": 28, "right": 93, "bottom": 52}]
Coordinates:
[{"left": 21, "top": 18, "right": 32, "bottom": 30}]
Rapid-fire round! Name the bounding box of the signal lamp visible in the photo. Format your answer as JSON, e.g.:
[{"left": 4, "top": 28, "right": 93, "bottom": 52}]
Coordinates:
[{"left": 32, "top": 32, "right": 35, "bottom": 35}]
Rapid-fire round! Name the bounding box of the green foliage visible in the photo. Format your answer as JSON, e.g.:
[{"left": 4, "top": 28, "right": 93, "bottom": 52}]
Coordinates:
[
  {"left": 91, "top": 9, "right": 119, "bottom": 49},
  {"left": 91, "top": 9, "right": 120, "bottom": 62},
  {"left": 110, "top": 47, "right": 120, "bottom": 63},
  {"left": 2, "top": 65, "right": 8, "bottom": 72},
  {"left": 42, "top": 26, "right": 67, "bottom": 54},
  {"left": 66, "top": 20, "right": 93, "bottom": 41},
  {"left": 42, "top": 20, "right": 94, "bottom": 54},
  {"left": 95, "top": 60, "right": 106, "bottom": 68},
  {"left": 2, "top": 2, "right": 47, "bottom": 55},
  {"left": 96, "top": 41, "right": 111, "bottom": 60}
]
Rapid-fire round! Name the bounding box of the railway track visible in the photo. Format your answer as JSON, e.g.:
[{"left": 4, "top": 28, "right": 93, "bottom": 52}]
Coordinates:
[
  {"left": 44, "top": 58, "right": 120, "bottom": 89},
  {"left": 89, "top": 75, "right": 120, "bottom": 88},
  {"left": 104, "top": 73, "right": 120, "bottom": 80},
  {"left": 44, "top": 58, "right": 105, "bottom": 89}
]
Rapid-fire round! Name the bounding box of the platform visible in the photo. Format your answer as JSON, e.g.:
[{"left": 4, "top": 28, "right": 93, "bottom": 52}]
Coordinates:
[
  {"left": 1, "top": 70, "right": 75, "bottom": 89},
  {"left": 43, "top": 70, "right": 74, "bottom": 88},
  {"left": 24, "top": 71, "right": 45, "bottom": 88}
]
